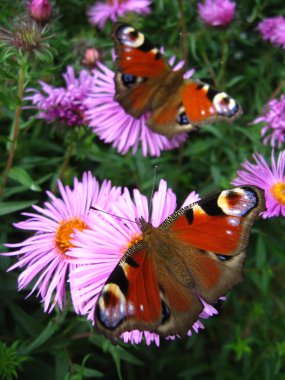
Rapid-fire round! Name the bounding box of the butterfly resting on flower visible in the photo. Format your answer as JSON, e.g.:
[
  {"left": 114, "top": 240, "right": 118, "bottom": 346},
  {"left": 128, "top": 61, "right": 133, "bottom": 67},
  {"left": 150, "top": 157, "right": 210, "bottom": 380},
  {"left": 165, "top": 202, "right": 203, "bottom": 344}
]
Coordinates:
[
  {"left": 111, "top": 23, "right": 242, "bottom": 138},
  {"left": 95, "top": 185, "right": 265, "bottom": 341}
]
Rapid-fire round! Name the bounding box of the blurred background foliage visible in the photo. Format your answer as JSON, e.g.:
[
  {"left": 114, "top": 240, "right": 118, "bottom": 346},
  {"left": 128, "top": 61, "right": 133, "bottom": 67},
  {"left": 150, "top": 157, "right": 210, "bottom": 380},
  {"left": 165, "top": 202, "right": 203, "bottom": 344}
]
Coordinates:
[{"left": 0, "top": 0, "right": 285, "bottom": 379}]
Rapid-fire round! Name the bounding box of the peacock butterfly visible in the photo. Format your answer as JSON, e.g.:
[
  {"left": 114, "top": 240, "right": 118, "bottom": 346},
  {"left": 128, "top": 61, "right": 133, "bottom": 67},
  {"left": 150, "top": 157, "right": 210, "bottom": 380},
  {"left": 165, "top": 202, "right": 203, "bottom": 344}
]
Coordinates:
[
  {"left": 111, "top": 23, "right": 243, "bottom": 138},
  {"left": 95, "top": 186, "right": 265, "bottom": 341}
]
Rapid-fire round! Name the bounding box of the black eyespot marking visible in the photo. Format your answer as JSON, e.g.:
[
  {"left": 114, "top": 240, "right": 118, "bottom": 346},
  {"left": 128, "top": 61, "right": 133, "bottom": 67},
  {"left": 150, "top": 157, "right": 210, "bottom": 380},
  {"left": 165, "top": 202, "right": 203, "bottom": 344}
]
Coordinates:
[
  {"left": 196, "top": 83, "right": 204, "bottom": 90},
  {"left": 126, "top": 256, "right": 139, "bottom": 268},
  {"left": 121, "top": 73, "right": 137, "bottom": 88},
  {"left": 201, "top": 197, "right": 225, "bottom": 216},
  {"left": 185, "top": 208, "right": 194, "bottom": 224},
  {"left": 102, "top": 290, "right": 112, "bottom": 305},
  {"left": 161, "top": 300, "right": 170, "bottom": 324},
  {"left": 107, "top": 265, "right": 129, "bottom": 296},
  {"left": 222, "top": 96, "right": 230, "bottom": 104},
  {"left": 177, "top": 111, "right": 190, "bottom": 125},
  {"left": 129, "top": 30, "right": 138, "bottom": 39},
  {"left": 217, "top": 254, "right": 231, "bottom": 261},
  {"left": 155, "top": 51, "right": 163, "bottom": 60},
  {"left": 206, "top": 87, "right": 219, "bottom": 101}
]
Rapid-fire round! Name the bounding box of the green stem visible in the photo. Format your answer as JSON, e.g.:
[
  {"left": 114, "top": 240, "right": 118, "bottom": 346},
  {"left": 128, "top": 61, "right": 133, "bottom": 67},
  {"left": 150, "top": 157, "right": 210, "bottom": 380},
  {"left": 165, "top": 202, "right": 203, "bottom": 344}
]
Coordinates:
[
  {"left": 201, "top": 47, "right": 218, "bottom": 88},
  {"left": 52, "top": 143, "right": 74, "bottom": 193},
  {"left": 177, "top": 0, "right": 189, "bottom": 64},
  {"left": 0, "top": 58, "right": 27, "bottom": 196},
  {"left": 269, "top": 79, "right": 285, "bottom": 101},
  {"left": 219, "top": 34, "right": 228, "bottom": 90}
]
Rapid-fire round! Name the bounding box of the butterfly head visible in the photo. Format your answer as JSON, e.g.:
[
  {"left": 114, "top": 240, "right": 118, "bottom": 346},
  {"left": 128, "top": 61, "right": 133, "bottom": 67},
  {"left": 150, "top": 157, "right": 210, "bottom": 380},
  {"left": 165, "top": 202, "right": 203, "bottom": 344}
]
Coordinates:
[{"left": 137, "top": 216, "right": 153, "bottom": 234}]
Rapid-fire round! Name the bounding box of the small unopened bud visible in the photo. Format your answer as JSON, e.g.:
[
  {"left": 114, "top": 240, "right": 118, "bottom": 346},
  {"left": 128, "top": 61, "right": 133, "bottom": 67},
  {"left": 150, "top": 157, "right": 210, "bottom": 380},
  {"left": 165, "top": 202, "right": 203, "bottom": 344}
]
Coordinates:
[
  {"left": 82, "top": 47, "right": 100, "bottom": 68},
  {"left": 28, "top": 0, "right": 52, "bottom": 24}
]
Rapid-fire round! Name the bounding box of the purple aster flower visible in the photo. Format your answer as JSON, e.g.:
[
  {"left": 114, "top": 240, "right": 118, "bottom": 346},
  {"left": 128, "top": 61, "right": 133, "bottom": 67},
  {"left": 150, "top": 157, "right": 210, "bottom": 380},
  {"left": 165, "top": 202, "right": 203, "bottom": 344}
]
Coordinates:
[
  {"left": 68, "top": 179, "right": 221, "bottom": 346},
  {"left": 84, "top": 56, "right": 193, "bottom": 157},
  {"left": 2, "top": 172, "right": 121, "bottom": 313},
  {"left": 252, "top": 95, "right": 285, "bottom": 148},
  {"left": 87, "top": 0, "right": 152, "bottom": 30},
  {"left": 198, "top": 0, "right": 236, "bottom": 27},
  {"left": 232, "top": 150, "right": 285, "bottom": 218},
  {"left": 25, "top": 66, "right": 94, "bottom": 127},
  {"left": 258, "top": 16, "right": 285, "bottom": 49}
]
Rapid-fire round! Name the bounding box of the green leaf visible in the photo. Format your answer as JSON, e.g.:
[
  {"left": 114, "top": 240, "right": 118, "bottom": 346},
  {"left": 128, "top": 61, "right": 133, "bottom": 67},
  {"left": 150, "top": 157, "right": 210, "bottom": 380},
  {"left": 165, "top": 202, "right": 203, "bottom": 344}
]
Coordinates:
[
  {"left": 8, "top": 167, "right": 41, "bottom": 191},
  {"left": 19, "top": 318, "right": 62, "bottom": 355},
  {"left": 0, "top": 200, "right": 37, "bottom": 216}
]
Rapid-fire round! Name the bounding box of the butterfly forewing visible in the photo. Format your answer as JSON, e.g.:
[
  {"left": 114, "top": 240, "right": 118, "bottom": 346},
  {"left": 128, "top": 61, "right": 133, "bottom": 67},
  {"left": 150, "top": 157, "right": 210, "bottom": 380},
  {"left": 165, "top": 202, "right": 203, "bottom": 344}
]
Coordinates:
[{"left": 159, "top": 186, "right": 265, "bottom": 303}]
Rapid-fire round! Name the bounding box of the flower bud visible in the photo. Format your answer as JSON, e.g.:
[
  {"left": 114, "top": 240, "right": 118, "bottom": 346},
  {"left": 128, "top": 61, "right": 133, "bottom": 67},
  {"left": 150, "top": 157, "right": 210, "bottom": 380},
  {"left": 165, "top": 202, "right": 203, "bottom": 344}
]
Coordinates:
[
  {"left": 28, "top": 0, "right": 52, "bottom": 24},
  {"left": 82, "top": 47, "right": 100, "bottom": 68}
]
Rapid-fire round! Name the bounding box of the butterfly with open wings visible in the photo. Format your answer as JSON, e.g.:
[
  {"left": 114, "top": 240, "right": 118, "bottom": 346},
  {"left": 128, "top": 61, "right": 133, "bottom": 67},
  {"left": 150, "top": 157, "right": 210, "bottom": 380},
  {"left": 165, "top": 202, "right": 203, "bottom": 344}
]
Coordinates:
[
  {"left": 95, "top": 185, "right": 265, "bottom": 341},
  {"left": 111, "top": 23, "right": 242, "bottom": 138}
]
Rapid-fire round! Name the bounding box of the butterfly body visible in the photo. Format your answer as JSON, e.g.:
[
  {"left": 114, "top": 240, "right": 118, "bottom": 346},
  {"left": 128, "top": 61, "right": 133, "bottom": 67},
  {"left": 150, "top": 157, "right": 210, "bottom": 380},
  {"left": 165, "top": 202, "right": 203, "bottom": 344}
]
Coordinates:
[
  {"left": 111, "top": 23, "right": 242, "bottom": 137},
  {"left": 95, "top": 186, "right": 265, "bottom": 341}
]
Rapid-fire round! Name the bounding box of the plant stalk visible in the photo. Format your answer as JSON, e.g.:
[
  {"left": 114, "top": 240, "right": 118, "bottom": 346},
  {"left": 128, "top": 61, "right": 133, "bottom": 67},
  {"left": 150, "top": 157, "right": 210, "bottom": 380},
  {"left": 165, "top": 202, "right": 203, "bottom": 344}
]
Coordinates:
[{"left": 0, "top": 59, "right": 26, "bottom": 195}]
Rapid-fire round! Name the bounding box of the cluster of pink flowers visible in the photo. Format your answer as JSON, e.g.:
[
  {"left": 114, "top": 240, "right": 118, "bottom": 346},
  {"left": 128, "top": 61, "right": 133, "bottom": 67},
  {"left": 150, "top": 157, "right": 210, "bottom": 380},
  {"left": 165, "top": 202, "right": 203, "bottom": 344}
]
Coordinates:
[
  {"left": 3, "top": 146, "right": 285, "bottom": 344},
  {"left": 3, "top": 173, "right": 222, "bottom": 346},
  {"left": 25, "top": 66, "right": 94, "bottom": 127},
  {"left": 7, "top": 0, "right": 285, "bottom": 347}
]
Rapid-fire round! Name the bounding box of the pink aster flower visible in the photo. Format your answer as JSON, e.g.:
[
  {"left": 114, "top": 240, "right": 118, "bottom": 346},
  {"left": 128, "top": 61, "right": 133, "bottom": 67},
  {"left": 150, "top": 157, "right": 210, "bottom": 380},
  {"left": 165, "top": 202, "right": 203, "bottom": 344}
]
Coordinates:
[
  {"left": 25, "top": 66, "right": 94, "bottom": 127},
  {"left": 84, "top": 56, "right": 194, "bottom": 157},
  {"left": 27, "top": 0, "right": 52, "bottom": 23},
  {"left": 198, "top": 0, "right": 236, "bottom": 27},
  {"left": 252, "top": 95, "right": 285, "bottom": 148},
  {"left": 2, "top": 172, "right": 121, "bottom": 313},
  {"left": 68, "top": 179, "right": 222, "bottom": 346},
  {"left": 232, "top": 150, "right": 285, "bottom": 218},
  {"left": 258, "top": 16, "right": 285, "bottom": 49},
  {"left": 87, "top": 0, "right": 152, "bottom": 30}
]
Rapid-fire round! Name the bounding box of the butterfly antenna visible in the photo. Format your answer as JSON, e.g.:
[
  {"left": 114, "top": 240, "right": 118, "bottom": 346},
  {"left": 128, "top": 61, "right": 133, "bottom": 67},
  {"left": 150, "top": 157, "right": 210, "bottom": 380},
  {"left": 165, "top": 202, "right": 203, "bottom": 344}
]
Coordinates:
[
  {"left": 90, "top": 206, "right": 139, "bottom": 225},
  {"left": 148, "top": 165, "right": 158, "bottom": 221}
]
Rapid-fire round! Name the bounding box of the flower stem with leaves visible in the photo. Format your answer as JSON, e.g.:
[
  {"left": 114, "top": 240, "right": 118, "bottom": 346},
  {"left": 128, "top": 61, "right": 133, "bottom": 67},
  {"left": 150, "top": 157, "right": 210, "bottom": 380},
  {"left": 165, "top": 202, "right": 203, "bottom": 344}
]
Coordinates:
[{"left": 0, "top": 54, "right": 28, "bottom": 195}]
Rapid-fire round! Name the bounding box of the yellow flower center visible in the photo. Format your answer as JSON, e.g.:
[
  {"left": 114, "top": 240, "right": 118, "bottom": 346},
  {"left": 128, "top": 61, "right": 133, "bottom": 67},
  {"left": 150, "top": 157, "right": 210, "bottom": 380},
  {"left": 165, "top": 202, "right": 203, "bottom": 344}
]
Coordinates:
[
  {"left": 270, "top": 182, "right": 285, "bottom": 205},
  {"left": 120, "top": 232, "right": 143, "bottom": 256},
  {"left": 55, "top": 218, "right": 88, "bottom": 256}
]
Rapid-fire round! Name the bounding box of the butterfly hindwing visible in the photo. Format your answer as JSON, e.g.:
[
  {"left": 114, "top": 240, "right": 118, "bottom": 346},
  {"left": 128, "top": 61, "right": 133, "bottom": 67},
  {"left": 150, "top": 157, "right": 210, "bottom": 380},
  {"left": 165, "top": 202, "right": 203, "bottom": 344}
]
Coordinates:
[
  {"left": 111, "top": 22, "right": 242, "bottom": 137},
  {"left": 95, "top": 243, "right": 163, "bottom": 340},
  {"left": 95, "top": 239, "right": 204, "bottom": 339}
]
